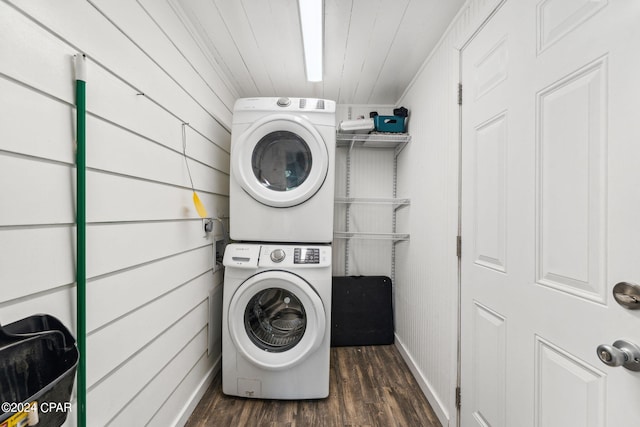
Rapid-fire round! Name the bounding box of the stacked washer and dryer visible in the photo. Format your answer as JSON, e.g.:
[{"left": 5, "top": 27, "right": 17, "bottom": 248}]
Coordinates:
[{"left": 222, "top": 97, "right": 336, "bottom": 399}]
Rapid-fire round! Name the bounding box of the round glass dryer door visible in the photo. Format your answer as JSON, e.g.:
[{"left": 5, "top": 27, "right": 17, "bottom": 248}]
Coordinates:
[
  {"left": 232, "top": 114, "right": 329, "bottom": 207},
  {"left": 251, "top": 131, "right": 312, "bottom": 193},
  {"left": 228, "top": 271, "right": 326, "bottom": 371}
]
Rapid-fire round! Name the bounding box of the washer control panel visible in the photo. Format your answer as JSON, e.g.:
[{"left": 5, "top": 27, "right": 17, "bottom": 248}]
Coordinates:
[
  {"left": 294, "top": 248, "right": 320, "bottom": 264},
  {"left": 259, "top": 245, "right": 330, "bottom": 268},
  {"left": 270, "top": 248, "right": 286, "bottom": 263}
]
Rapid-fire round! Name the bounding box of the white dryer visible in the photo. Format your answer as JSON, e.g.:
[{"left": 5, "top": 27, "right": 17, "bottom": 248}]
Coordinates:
[
  {"left": 222, "top": 243, "right": 331, "bottom": 399},
  {"left": 230, "top": 97, "right": 336, "bottom": 243}
]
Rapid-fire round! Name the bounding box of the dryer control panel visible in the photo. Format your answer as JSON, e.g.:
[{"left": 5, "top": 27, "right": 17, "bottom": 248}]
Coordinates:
[{"left": 233, "top": 97, "right": 336, "bottom": 113}]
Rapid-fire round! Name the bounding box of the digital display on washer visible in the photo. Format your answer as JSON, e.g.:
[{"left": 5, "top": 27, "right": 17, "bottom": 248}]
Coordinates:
[{"left": 294, "top": 248, "right": 320, "bottom": 264}]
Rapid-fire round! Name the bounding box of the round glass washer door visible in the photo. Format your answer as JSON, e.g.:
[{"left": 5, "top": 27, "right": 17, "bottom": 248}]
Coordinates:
[
  {"left": 232, "top": 114, "right": 329, "bottom": 208},
  {"left": 228, "top": 271, "right": 326, "bottom": 371},
  {"left": 244, "top": 287, "right": 307, "bottom": 353}
]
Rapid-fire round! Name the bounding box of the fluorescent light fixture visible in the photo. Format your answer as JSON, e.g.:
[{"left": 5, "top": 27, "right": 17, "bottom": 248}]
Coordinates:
[{"left": 298, "top": 0, "right": 323, "bottom": 82}]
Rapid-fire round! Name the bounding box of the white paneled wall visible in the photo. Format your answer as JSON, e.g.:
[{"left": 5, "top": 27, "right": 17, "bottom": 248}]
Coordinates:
[
  {"left": 0, "top": 0, "right": 232, "bottom": 425},
  {"left": 394, "top": 0, "right": 503, "bottom": 425}
]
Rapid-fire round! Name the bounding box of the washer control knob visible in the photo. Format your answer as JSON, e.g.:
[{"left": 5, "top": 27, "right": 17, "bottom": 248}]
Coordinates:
[
  {"left": 270, "top": 249, "right": 286, "bottom": 263},
  {"left": 276, "top": 97, "right": 290, "bottom": 107}
]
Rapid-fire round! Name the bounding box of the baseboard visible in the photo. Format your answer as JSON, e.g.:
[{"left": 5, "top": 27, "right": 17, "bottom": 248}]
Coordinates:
[
  {"left": 173, "top": 353, "right": 222, "bottom": 427},
  {"left": 394, "top": 334, "right": 450, "bottom": 426}
]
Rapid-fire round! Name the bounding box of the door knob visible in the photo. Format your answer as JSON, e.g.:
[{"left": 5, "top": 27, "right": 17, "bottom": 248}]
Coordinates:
[{"left": 596, "top": 340, "right": 640, "bottom": 371}]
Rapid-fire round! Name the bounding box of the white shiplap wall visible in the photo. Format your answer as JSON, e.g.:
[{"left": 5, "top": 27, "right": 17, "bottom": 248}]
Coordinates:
[
  {"left": 393, "top": 0, "right": 503, "bottom": 425},
  {"left": 0, "top": 0, "right": 232, "bottom": 425}
]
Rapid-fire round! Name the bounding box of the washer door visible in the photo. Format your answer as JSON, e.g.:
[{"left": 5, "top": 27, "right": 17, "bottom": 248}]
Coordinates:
[
  {"left": 232, "top": 114, "right": 329, "bottom": 207},
  {"left": 228, "top": 270, "right": 326, "bottom": 371}
]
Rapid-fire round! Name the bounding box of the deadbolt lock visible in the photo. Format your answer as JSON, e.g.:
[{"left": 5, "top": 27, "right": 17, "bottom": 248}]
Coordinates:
[{"left": 613, "top": 282, "right": 640, "bottom": 309}]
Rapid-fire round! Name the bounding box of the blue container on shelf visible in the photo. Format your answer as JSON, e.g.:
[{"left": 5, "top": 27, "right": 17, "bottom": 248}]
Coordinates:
[{"left": 373, "top": 115, "right": 405, "bottom": 133}]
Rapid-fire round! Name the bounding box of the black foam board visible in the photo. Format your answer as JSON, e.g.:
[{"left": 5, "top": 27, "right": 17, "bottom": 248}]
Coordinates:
[{"left": 331, "top": 276, "right": 394, "bottom": 346}]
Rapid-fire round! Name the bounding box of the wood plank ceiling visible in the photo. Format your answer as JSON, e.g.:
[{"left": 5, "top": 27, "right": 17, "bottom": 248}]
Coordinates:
[{"left": 170, "top": 0, "right": 465, "bottom": 105}]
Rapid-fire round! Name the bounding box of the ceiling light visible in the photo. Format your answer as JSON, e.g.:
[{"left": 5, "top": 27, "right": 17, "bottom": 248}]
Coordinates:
[{"left": 298, "top": 0, "right": 323, "bottom": 82}]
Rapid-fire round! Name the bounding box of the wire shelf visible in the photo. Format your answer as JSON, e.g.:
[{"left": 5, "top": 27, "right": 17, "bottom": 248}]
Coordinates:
[
  {"left": 334, "top": 197, "right": 410, "bottom": 210},
  {"left": 336, "top": 132, "right": 411, "bottom": 155},
  {"left": 334, "top": 231, "right": 410, "bottom": 242}
]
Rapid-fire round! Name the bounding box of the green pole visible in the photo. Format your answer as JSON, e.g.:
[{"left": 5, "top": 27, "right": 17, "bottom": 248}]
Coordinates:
[{"left": 74, "top": 53, "right": 87, "bottom": 427}]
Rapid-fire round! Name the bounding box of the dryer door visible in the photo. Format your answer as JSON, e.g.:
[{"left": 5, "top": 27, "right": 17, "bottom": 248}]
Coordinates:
[
  {"left": 228, "top": 270, "right": 326, "bottom": 371},
  {"left": 232, "top": 114, "right": 329, "bottom": 207}
]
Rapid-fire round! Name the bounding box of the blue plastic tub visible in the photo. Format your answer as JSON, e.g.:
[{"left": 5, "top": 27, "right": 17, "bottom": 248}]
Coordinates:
[{"left": 373, "top": 115, "right": 405, "bottom": 133}]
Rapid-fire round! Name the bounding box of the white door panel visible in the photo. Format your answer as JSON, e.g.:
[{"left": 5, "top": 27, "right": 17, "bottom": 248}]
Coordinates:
[{"left": 461, "top": 0, "right": 640, "bottom": 425}]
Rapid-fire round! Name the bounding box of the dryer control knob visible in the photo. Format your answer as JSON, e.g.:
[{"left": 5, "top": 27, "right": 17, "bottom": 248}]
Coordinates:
[
  {"left": 276, "top": 97, "right": 290, "bottom": 107},
  {"left": 270, "top": 249, "right": 286, "bottom": 263}
]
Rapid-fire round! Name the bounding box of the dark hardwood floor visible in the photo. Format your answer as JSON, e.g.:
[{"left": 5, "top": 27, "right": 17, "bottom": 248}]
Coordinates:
[{"left": 186, "top": 345, "right": 442, "bottom": 427}]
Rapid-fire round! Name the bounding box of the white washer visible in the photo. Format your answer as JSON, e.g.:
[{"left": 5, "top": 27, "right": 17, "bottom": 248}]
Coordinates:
[
  {"left": 230, "top": 97, "right": 336, "bottom": 243},
  {"left": 222, "top": 243, "right": 331, "bottom": 399}
]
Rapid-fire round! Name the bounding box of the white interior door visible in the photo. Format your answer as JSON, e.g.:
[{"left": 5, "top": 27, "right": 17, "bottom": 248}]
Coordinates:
[{"left": 460, "top": 1, "right": 640, "bottom": 426}]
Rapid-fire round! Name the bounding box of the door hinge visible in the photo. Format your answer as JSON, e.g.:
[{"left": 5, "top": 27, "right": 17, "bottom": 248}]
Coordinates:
[
  {"left": 456, "top": 386, "right": 461, "bottom": 409},
  {"left": 456, "top": 235, "right": 462, "bottom": 258},
  {"left": 457, "top": 83, "right": 463, "bottom": 105}
]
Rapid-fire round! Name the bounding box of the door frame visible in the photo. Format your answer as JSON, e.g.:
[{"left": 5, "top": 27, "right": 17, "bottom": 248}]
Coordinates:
[{"left": 454, "top": 1, "right": 508, "bottom": 426}]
